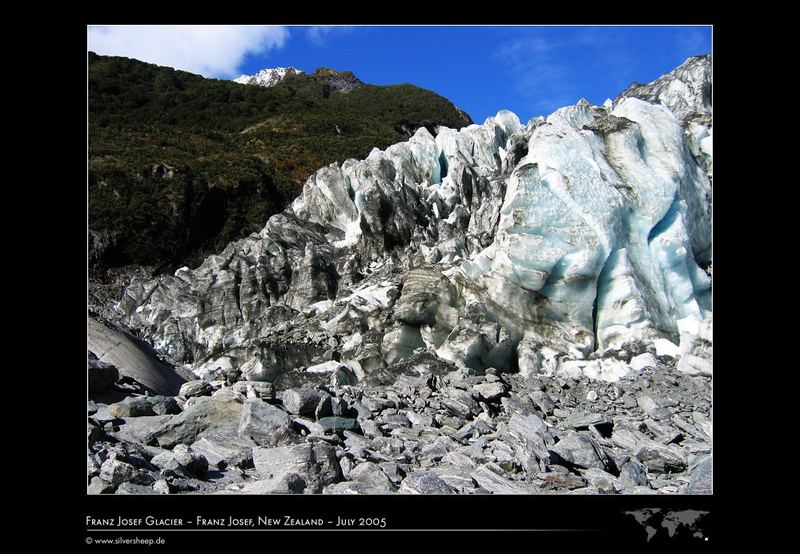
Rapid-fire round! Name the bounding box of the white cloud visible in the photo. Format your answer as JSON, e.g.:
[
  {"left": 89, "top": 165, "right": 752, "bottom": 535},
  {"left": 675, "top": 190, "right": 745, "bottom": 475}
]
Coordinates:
[
  {"left": 87, "top": 25, "right": 289, "bottom": 78},
  {"left": 306, "top": 26, "right": 354, "bottom": 46}
]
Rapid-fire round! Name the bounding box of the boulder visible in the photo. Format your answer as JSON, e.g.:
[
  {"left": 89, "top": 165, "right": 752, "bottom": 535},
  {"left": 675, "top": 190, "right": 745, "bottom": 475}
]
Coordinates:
[
  {"left": 252, "top": 443, "right": 342, "bottom": 494},
  {"left": 398, "top": 470, "right": 455, "bottom": 494},
  {"left": 237, "top": 399, "right": 295, "bottom": 447},
  {"left": 282, "top": 388, "right": 322, "bottom": 416}
]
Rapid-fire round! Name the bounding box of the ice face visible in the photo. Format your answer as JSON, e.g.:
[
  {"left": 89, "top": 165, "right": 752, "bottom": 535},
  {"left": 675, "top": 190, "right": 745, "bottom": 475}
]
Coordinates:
[{"left": 113, "top": 57, "right": 712, "bottom": 379}]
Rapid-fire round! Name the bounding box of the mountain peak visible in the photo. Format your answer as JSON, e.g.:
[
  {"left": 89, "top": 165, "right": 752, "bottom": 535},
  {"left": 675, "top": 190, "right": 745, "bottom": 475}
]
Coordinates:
[{"left": 233, "top": 66, "right": 304, "bottom": 87}]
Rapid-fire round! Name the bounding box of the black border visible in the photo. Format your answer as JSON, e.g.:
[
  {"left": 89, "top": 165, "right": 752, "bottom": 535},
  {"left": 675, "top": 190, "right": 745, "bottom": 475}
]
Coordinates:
[{"left": 58, "top": 8, "right": 729, "bottom": 546}]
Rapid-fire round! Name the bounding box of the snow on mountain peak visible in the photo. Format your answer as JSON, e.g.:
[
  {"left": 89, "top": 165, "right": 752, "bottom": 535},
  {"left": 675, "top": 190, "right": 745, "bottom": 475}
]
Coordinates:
[{"left": 234, "top": 67, "right": 304, "bottom": 87}]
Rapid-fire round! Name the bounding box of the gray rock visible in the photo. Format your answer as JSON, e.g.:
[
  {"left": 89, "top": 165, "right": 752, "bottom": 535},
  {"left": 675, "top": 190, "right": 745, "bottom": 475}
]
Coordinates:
[
  {"left": 318, "top": 417, "right": 360, "bottom": 434},
  {"left": 398, "top": 470, "right": 455, "bottom": 494},
  {"left": 191, "top": 432, "right": 255, "bottom": 469},
  {"left": 428, "top": 464, "right": 478, "bottom": 492},
  {"left": 152, "top": 394, "right": 243, "bottom": 448},
  {"left": 153, "top": 479, "right": 171, "bottom": 494},
  {"left": 87, "top": 476, "right": 115, "bottom": 494},
  {"left": 116, "top": 482, "right": 159, "bottom": 495},
  {"left": 171, "top": 444, "right": 209, "bottom": 476},
  {"left": 88, "top": 316, "right": 189, "bottom": 396},
  {"left": 551, "top": 431, "right": 606, "bottom": 470},
  {"left": 150, "top": 396, "right": 182, "bottom": 415},
  {"left": 378, "top": 462, "right": 405, "bottom": 485},
  {"left": 471, "top": 464, "right": 527, "bottom": 494},
  {"left": 619, "top": 460, "right": 650, "bottom": 487},
  {"left": 500, "top": 395, "right": 537, "bottom": 417},
  {"left": 635, "top": 443, "right": 687, "bottom": 473},
  {"left": 685, "top": 454, "right": 712, "bottom": 494},
  {"left": 537, "top": 470, "right": 587, "bottom": 490},
  {"left": 581, "top": 467, "right": 624, "bottom": 494},
  {"left": 407, "top": 411, "right": 435, "bottom": 428},
  {"left": 381, "top": 413, "right": 411, "bottom": 430},
  {"left": 472, "top": 382, "right": 507, "bottom": 401},
  {"left": 150, "top": 450, "right": 182, "bottom": 474},
  {"left": 99, "top": 458, "right": 137, "bottom": 485},
  {"left": 440, "top": 390, "right": 479, "bottom": 419},
  {"left": 282, "top": 388, "right": 322, "bottom": 416},
  {"left": 441, "top": 451, "right": 477, "bottom": 468},
  {"left": 237, "top": 399, "right": 295, "bottom": 447},
  {"left": 252, "top": 443, "right": 342, "bottom": 493},
  {"left": 315, "top": 393, "right": 333, "bottom": 420},
  {"left": 528, "top": 391, "right": 556, "bottom": 415},
  {"left": 113, "top": 415, "right": 176, "bottom": 446},
  {"left": 637, "top": 394, "right": 672, "bottom": 420},
  {"left": 567, "top": 411, "right": 611, "bottom": 430},
  {"left": 88, "top": 421, "right": 104, "bottom": 443},
  {"left": 108, "top": 397, "right": 156, "bottom": 418},
  {"left": 88, "top": 359, "right": 119, "bottom": 392},
  {"left": 232, "top": 380, "right": 275, "bottom": 400},
  {"left": 419, "top": 437, "right": 457, "bottom": 462},
  {"left": 331, "top": 397, "right": 354, "bottom": 417},
  {"left": 348, "top": 461, "right": 395, "bottom": 492},
  {"left": 504, "top": 413, "right": 554, "bottom": 472},
  {"left": 179, "top": 380, "right": 214, "bottom": 398}
]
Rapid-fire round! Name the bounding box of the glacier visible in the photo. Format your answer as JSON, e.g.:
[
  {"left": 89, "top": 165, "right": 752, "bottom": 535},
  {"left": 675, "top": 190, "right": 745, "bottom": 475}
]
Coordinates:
[{"left": 110, "top": 56, "right": 712, "bottom": 385}]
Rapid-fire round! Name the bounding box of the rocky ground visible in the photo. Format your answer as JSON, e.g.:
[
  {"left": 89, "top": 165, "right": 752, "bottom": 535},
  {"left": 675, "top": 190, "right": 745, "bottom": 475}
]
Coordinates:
[{"left": 88, "top": 343, "right": 711, "bottom": 495}]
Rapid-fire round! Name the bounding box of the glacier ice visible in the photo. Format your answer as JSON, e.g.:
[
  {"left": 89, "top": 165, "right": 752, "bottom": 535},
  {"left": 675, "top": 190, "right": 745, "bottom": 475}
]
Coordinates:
[{"left": 111, "top": 56, "right": 712, "bottom": 384}]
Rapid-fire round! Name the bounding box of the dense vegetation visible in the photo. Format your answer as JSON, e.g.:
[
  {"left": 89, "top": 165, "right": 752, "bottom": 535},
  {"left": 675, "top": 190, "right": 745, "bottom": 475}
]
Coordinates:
[{"left": 88, "top": 52, "right": 472, "bottom": 271}]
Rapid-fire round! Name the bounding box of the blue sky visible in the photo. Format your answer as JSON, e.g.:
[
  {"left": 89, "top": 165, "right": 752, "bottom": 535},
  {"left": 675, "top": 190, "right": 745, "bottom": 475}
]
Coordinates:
[{"left": 89, "top": 25, "right": 711, "bottom": 124}]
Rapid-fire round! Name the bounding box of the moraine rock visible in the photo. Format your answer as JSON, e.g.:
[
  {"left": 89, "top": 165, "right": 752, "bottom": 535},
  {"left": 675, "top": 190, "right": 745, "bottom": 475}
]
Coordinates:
[
  {"left": 550, "top": 431, "right": 607, "bottom": 470},
  {"left": 153, "top": 479, "right": 171, "bottom": 494},
  {"left": 152, "top": 394, "right": 243, "bottom": 449},
  {"left": 685, "top": 454, "right": 712, "bottom": 494},
  {"left": 398, "top": 470, "right": 455, "bottom": 495},
  {"left": 191, "top": 432, "right": 255, "bottom": 470},
  {"left": 88, "top": 358, "right": 119, "bottom": 392},
  {"left": 150, "top": 396, "right": 182, "bottom": 415},
  {"left": 619, "top": 459, "right": 650, "bottom": 488},
  {"left": 88, "top": 316, "right": 190, "bottom": 396},
  {"left": 179, "top": 380, "right": 214, "bottom": 399},
  {"left": 108, "top": 397, "right": 156, "bottom": 418},
  {"left": 116, "top": 483, "right": 159, "bottom": 495},
  {"left": 237, "top": 399, "right": 296, "bottom": 447},
  {"left": 282, "top": 388, "right": 322, "bottom": 416},
  {"left": 252, "top": 443, "right": 342, "bottom": 494},
  {"left": 471, "top": 463, "right": 528, "bottom": 494},
  {"left": 472, "top": 382, "right": 507, "bottom": 401},
  {"left": 504, "top": 413, "right": 554, "bottom": 472},
  {"left": 581, "top": 467, "right": 625, "bottom": 494},
  {"left": 232, "top": 380, "right": 275, "bottom": 400},
  {"left": 567, "top": 411, "right": 612, "bottom": 431},
  {"left": 87, "top": 476, "right": 116, "bottom": 494},
  {"left": 99, "top": 458, "right": 137, "bottom": 485},
  {"left": 347, "top": 461, "right": 396, "bottom": 493},
  {"left": 151, "top": 444, "right": 208, "bottom": 477},
  {"left": 318, "top": 416, "right": 360, "bottom": 434}
]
